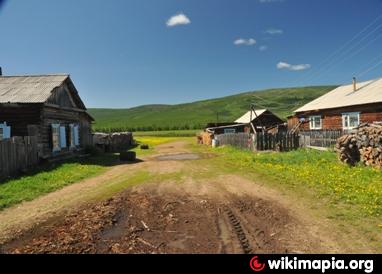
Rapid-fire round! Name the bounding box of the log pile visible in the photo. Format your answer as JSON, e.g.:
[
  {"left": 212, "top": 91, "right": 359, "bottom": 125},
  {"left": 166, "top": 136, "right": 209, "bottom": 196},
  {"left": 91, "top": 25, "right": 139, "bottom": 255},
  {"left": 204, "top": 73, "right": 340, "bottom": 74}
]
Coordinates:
[
  {"left": 336, "top": 122, "right": 382, "bottom": 167},
  {"left": 93, "top": 132, "right": 133, "bottom": 152},
  {"left": 197, "top": 132, "right": 214, "bottom": 145}
]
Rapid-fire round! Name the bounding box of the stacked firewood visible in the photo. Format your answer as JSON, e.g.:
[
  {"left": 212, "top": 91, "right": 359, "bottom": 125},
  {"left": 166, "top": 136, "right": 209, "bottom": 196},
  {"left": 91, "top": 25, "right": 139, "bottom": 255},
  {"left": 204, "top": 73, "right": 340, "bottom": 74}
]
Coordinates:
[{"left": 336, "top": 122, "right": 382, "bottom": 167}]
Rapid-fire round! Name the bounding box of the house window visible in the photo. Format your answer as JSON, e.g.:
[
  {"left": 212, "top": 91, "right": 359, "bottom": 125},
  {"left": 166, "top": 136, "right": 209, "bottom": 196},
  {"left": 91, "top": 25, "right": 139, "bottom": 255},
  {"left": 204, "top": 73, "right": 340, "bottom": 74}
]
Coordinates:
[
  {"left": 342, "top": 112, "right": 360, "bottom": 130},
  {"left": 0, "top": 122, "right": 11, "bottom": 141},
  {"left": 59, "top": 126, "right": 67, "bottom": 148},
  {"left": 224, "top": 128, "right": 236, "bottom": 134},
  {"left": 309, "top": 116, "right": 322, "bottom": 130},
  {"left": 68, "top": 124, "right": 80, "bottom": 148},
  {"left": 52, "top": 124, "right": 61, "bottom": 152}
]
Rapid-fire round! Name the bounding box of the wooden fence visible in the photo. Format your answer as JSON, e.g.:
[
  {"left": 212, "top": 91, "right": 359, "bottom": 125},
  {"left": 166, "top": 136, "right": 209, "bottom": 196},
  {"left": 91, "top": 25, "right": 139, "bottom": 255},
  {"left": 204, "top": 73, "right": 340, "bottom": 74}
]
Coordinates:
[
  {"left": 299, "top": 130, "right": 343, "bottom": 148},
  {"left": 0, "top": 136, "right": 39, "bottom": 179},
  {"left": 255, "top": 132, "right": 300, "bottom": 151},
  {"left": 215, "top": 132, "right": 299, "bottom": 152},
  {"left": 215, "top": 133, "right": 254, "bottom": 150}
]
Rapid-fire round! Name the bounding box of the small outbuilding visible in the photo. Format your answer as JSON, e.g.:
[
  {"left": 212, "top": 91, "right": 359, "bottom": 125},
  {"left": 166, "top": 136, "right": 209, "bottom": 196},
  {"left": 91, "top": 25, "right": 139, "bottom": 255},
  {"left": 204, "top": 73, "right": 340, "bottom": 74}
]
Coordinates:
[{"left": 235, "top": 109, "right": 285, "bottom": 132}]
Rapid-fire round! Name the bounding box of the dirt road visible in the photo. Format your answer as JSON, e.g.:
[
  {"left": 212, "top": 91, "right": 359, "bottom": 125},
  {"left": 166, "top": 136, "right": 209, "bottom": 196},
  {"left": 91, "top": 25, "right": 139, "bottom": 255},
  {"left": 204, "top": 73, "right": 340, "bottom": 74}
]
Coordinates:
[{"left": 0, "top": 141, "right": 367, "bottom": 253}]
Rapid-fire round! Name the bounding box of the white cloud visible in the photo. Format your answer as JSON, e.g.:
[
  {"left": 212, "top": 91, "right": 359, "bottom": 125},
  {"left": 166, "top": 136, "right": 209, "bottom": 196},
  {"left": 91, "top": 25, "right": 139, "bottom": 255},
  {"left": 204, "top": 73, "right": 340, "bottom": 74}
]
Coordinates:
[
  {"left": 259, "top": 45, "right": 268, "bottom": 51},
  {"left": 277, "top": 61, "right": 311, "bottom": 71},
  {"left": 166, "top": 13, "right": 191, "bottom": 27},
  {"left": 234, "top": 38, "right": 256, "bottom": 46},
  {"left": 265, "top": 28, "right": 283, "bottom": 35}
]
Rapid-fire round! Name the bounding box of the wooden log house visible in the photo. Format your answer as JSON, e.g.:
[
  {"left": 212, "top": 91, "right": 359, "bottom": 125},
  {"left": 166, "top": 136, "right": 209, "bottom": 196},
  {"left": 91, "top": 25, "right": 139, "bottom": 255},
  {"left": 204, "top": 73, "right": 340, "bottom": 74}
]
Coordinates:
[
  {"left": 0, "top": 73, "right": 94, "bottom": 159},
  {"left": 288, "top": 77, "right": 382, "bottom": 132}
]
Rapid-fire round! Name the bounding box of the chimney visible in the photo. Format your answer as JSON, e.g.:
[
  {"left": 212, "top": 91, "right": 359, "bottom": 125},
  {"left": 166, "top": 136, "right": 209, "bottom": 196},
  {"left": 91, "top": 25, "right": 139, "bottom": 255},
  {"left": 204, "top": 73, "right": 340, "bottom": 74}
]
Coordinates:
[
  {"left": 0, "top": 67, "right": 2, "bottom": 76},
  {"left": 352, "top": 77, "right": 357, "bottom": 91}
]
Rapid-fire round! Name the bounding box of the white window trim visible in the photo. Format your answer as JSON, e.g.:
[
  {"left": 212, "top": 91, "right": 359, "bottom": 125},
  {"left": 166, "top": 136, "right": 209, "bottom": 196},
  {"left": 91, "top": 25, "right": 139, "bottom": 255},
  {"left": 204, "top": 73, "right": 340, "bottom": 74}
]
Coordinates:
[
  {"left": 74, "top": 125, "right": 80, "bottom": 146},
  {"left": 309, "top": 115, "right": 322, "bottom": 130},
  {"left": 52, "top": 124, "right": 61, "bottom": 152},
  {"left": 69, "top": 124, "right": 76, "bottom": 149},
  {"left": 342, "top": 112, "right": 360, "bottom": 130}
]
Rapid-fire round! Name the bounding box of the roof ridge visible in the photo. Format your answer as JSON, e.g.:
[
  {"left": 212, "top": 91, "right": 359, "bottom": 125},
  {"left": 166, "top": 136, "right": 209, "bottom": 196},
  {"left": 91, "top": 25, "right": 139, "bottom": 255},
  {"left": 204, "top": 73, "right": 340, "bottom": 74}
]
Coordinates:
[
  {"left": 294, "top": 76, "right": 382, "bottom": 113},
  {"left": 0, "top": 74, "right": 69, "bottom": 77}
]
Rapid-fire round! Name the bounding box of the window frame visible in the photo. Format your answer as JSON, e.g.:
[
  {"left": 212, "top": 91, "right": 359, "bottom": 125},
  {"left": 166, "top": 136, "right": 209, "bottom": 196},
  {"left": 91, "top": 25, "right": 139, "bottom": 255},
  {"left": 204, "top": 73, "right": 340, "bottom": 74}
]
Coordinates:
[
  {"left": 51, "top": 124, "right": 61, "bottom": 152},
  {"left": 342, "top": 112, "right": 360, "bottom": 130},
  {"left": 73, "top": 125, "right": 80, "bottom": 146},
  {"left": 0, "top": 122, "right": 11, "bottom": 141},
  {"left": 69, "top": 124, "right": 76, "bottom": 149},
  {"left": 224, "top": 128, "right": 236, "bottom": 134},
  {"left": 309, "top": 115, "right": 322, "bottom": 130}
]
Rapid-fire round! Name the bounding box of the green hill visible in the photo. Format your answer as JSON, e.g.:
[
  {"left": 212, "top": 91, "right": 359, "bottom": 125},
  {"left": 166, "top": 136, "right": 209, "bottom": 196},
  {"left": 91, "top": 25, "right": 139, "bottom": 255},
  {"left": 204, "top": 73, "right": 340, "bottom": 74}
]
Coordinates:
[{"left": 88, "top": 85, "right": 336, "bottom": 132}]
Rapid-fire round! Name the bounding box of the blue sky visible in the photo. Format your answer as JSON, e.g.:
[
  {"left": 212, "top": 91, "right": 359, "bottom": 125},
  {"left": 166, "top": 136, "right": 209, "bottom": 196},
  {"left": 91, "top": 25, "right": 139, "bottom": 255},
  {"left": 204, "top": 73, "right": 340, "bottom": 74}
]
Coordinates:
[{"left": 1, "top": 0, "right": 382, "bottom": 108}]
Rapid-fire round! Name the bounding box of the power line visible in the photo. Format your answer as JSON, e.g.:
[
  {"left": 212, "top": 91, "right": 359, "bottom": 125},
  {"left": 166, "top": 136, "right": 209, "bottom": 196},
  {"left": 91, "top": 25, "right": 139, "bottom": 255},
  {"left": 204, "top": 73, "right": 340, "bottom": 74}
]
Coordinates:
[
  {"left": 353, "top": 52, "right": 382, "bottom": 77},
  {"left": 288, "top": 13, "right": 382, "bottom": 87},
  {"left": 312, "top": 31, "right": 382, "bottom": 82},
  {"left": 357, "top": 58, "right": 382, "bottom": 78}
]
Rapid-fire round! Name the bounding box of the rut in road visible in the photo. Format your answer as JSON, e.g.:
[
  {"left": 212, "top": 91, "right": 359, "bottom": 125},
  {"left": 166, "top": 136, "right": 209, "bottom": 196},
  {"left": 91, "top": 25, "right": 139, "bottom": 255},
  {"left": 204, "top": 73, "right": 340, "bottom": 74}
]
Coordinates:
[{"left": 1, "top": 182, "right": 314, "bottom": 254}]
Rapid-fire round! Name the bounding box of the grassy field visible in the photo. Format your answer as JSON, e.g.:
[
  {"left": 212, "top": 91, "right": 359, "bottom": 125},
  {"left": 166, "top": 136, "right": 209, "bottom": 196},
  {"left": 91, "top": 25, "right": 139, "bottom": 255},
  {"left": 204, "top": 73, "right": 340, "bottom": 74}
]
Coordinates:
[
  {"left": 132, "top": 136, "right": 193, "bottom": 157},
  {"left": 0, "top": 154, "right": 119, "bottom": 210},
  {"left": 204, "top": 146, "right": 382, "bottom": 219},
  {"left": 89, "top": 85, "right": 336, "bottom": 132}
]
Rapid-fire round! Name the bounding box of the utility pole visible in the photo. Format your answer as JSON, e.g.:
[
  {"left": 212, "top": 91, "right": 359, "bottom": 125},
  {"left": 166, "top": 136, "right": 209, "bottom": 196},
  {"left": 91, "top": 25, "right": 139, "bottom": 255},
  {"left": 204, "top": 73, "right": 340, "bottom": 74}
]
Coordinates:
[{"left": 250, "top": 103, "right": 265, "bottom": 132}]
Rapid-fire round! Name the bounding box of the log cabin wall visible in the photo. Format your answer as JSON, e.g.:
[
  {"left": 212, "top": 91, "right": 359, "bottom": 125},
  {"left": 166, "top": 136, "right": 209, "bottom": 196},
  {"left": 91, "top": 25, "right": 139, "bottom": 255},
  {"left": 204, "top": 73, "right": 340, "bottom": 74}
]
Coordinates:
[
  {"left": 289, "top": 103, "right": 382, "bottom": 131},
  {"left": 40, "top": 106, "right": 92, "bottom": 158},
  {"left": 79, "top": 112, "right": 92, "bottom": 146},
  {"left": 0, "top": 104, "right": 43, "bottom": 136},
  {"left": 287, "top": 116, "right": 299, "bottom": 130}
]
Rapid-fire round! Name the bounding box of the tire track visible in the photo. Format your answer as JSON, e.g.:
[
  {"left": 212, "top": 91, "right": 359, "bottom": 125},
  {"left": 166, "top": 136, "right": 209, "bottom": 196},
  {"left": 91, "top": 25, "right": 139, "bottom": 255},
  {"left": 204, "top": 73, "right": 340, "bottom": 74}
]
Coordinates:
[{"left": 223, "top": 205, "right": 252, "bottom": 254}]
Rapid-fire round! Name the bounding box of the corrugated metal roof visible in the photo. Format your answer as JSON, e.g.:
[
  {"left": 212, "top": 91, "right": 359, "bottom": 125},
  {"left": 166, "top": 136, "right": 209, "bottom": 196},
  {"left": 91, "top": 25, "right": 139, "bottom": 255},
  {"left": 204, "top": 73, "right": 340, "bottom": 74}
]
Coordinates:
[
  {"left": 235, "top": 109, "right": 267, "bottom": 123},
  {"left": 295, "top": 77, "right": 382, "bottom": 113},
  {"left": 0, "top": 74, "right": 69, "bottom": 103}
]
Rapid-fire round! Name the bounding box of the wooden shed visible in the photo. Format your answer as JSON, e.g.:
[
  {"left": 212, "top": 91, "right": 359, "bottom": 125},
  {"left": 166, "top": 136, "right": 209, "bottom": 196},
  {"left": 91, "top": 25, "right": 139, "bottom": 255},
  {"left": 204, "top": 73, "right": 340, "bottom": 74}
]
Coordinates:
[
  {"left": 0, "top": 74, "right": 94, "bottom": 159},
  {"left": 235, "top": 109, "right": 285, "bottom": 132}
]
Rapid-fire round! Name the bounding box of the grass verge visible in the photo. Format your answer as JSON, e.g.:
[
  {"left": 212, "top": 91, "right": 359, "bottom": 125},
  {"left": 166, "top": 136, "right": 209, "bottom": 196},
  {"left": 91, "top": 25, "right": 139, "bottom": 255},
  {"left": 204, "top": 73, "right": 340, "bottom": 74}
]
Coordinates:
[
  {"left": 208, "top": 146, "right": 382, "bottom": 217},
  {"left": 190, "top": 143, "right": 382, "bottom": 245},
  {"left": 0, "top": 154, "right": 118, "bottom": 210}
]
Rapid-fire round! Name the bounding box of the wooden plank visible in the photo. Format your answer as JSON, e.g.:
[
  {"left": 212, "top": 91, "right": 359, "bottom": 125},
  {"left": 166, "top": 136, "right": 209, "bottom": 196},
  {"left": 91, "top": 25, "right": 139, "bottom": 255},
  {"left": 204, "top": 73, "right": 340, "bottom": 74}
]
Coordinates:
[{"left": 0, "top": 136, "right": 39, "bottom": 179}]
